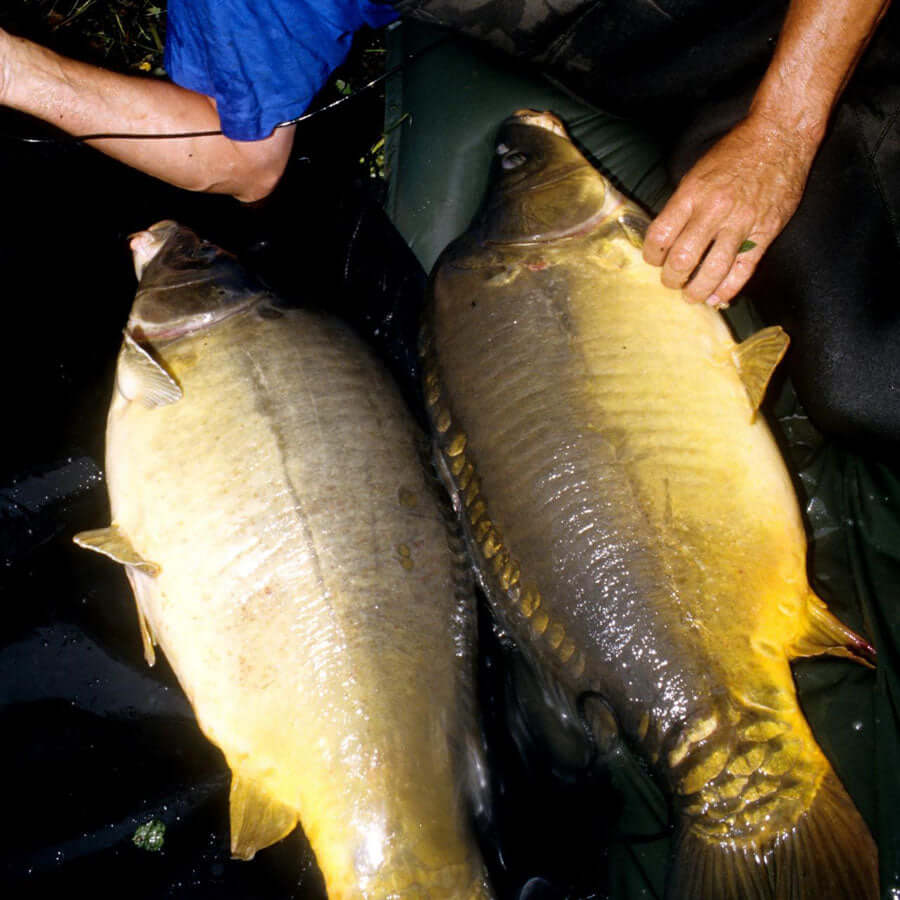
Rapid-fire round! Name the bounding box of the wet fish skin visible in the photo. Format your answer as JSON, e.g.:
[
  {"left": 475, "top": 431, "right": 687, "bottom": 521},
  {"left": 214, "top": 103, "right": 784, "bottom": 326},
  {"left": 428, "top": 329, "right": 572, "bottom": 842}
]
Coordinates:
[
  {"left": 76, "top": 221, "right": 493, "bottom": 899},
  {"left": 423, "top": 111, "right": 877, "bottom": 899}
]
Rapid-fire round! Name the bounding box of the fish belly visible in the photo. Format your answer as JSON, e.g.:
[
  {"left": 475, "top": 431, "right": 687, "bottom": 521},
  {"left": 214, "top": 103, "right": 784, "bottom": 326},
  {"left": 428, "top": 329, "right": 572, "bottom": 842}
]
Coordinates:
[{"left": 105, "top": 309, "right": 489, "bottom": 898}]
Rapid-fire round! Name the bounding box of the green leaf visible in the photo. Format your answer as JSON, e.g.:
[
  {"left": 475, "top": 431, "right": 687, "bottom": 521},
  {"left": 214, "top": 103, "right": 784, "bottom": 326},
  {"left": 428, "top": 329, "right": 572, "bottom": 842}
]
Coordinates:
[
  {"left": 738, "top": 240, "right": 757, "bottom": 253},
  {"left": 133, "top": 819, "right": 166, "bottom": 852}
]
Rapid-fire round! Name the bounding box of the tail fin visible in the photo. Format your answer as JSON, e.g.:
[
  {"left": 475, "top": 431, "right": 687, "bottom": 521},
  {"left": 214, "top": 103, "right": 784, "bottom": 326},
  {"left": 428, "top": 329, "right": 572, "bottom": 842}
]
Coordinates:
[{"left": 668, "top": 770, "right": 878, "bottom": 899}]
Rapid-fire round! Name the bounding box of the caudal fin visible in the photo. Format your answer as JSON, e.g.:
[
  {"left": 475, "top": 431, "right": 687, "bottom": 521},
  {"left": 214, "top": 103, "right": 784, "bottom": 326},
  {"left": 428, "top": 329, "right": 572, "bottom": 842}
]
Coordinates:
[{"left": 668, "top": 770, "right": 878, "bottom": 899}]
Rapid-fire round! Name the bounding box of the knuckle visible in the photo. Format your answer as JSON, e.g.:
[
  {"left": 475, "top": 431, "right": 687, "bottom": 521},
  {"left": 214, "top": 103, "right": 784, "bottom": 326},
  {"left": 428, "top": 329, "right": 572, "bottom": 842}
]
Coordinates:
[
  {"left": 706, "top": 190, "right": 734, "bottom": 218},
  {"left": 668, "top": 247, "right": 697, "bottom": 273},
  {"left": 703, "top": 251, "right": 733, "bottom": 283}
]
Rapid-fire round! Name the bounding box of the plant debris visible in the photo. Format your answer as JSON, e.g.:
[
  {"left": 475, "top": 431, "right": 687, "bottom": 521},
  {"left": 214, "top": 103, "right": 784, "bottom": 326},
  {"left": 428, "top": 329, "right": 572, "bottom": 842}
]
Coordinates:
[
  {"left": 132, "top": 818, "right": 166, "bottom": 852},
  {"left": 7, "top": 0, "right": 168, "bottom": 74}
]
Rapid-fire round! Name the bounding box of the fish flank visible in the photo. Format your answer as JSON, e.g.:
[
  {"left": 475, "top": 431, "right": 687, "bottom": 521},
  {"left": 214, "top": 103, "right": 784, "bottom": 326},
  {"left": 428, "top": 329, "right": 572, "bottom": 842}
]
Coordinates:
[
  {"left": 241, "top": 345, "right": 330, "bottom": 615},
  {"left": 421, "top": 328, "right": 588, "bottom": 682}
]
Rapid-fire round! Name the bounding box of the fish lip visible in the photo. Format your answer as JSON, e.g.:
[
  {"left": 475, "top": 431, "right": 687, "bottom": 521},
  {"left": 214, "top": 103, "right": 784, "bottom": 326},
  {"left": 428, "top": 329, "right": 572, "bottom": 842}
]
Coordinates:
[
  {"left": 129, "top": 220, "right": 181, "bottom": 281},
  {"left": 507, "top": 108, "right": 567, "bottom": 137}
]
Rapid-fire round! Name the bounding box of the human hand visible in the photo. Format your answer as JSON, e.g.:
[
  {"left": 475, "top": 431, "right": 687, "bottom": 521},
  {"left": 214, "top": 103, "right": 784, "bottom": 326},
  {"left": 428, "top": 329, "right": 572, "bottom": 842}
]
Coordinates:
[{"left": 642, "top": 115, "right": 816, "bottom": 308}]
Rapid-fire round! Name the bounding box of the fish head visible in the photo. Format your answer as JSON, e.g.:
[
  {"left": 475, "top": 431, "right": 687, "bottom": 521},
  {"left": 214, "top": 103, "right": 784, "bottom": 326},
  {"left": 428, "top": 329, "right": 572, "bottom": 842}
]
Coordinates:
[
  {"left": 127, "top": 220, "right": 266, "bottom": 343},
  {"left": 478, "top": 109, "right": 623, "bottom": 245}
]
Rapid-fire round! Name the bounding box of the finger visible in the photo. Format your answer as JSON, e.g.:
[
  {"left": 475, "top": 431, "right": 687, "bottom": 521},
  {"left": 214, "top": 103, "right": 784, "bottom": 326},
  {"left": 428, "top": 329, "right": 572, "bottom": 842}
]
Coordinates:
[
  {"left": 643, "top": 194, "right": 693, "bottom": 267},
  {"left": 682, "top": 231, "right": 746, "bottom": 305},
  {"left": 659, "top": 214, "right": 723, "bottom": 292},
  {"left": 704, "top": 243, "right": 765, "bottom": 308}
]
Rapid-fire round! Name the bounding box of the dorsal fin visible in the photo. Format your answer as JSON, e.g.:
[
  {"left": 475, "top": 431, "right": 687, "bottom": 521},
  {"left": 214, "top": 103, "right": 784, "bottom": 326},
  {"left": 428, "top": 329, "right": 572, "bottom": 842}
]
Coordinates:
[
  {"left": 229, "top": 771, "right": 299, "bottom": 860},
  {"left": 117, "top": 333, "right": 183, "bottom": 408},
  {"left": 731, "top": 325, "right": 789, "bottom": 420},
  {"left": 73, "top": 525, "right": 160, "bottom": 575}
]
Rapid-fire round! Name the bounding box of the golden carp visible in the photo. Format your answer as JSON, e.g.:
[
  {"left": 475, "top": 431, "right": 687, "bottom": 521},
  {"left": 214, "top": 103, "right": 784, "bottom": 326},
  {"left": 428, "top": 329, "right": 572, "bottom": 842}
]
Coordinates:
[
  {"left": 75, "top": 221, "right": 493, "bottom": 899},
  {"left": 422, "top": 110, "right": 878, "bottom": 899}
]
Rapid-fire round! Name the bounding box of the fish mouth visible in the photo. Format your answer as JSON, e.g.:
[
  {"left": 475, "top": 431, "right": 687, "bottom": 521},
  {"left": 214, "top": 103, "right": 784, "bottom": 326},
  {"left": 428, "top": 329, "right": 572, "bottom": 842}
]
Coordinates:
[
  {"left": 130, "top": 220, "right": 180, "bottom": 281},
  {"left": 509, "top": 109, "right": 567, "bottom": 137}
]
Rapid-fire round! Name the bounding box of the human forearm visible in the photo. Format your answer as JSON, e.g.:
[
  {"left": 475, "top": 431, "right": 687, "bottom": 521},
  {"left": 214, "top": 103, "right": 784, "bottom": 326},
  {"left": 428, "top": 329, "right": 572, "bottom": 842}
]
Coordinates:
[
  {"left": 643, "top": 0, "right": 891, "bottom": 307},
  {"left": 0, "top": 29, "right": 293, "bottom": 202},
  {"left": 749, "top": 0, "right": 891, "bottom": 147}
]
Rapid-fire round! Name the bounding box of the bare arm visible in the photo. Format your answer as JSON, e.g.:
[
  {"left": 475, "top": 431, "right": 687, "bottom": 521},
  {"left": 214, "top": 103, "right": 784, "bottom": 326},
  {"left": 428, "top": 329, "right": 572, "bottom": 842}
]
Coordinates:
[
  {"left": 643, "top": 0, "right": 891, "bottom": 308},
  {"left": 0, "top": 29, "right": 294, "bottom": 203}
]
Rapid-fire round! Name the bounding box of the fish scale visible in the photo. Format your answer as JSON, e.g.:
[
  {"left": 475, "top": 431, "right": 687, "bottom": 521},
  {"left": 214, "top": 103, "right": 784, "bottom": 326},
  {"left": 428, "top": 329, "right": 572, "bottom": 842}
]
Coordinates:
[{"left": 424, "top": 110, "right": 878, "bottom": 899}]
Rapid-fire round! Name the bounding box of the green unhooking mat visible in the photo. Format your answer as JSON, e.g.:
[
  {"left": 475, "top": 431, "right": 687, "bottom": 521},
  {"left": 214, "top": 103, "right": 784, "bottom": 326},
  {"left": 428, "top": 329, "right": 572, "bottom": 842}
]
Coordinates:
[{"left": 384, "top": 21, "right": 900, "bottom": 899}]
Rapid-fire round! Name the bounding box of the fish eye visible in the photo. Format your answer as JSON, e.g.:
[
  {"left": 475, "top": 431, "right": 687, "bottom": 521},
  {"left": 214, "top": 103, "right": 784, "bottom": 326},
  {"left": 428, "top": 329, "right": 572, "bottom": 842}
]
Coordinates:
[
  {"left": 186, "top": 242, "right": 219, "bottom": 262},
  {"left": 501, "top": 151, "right": 528, "bottom": 170}
]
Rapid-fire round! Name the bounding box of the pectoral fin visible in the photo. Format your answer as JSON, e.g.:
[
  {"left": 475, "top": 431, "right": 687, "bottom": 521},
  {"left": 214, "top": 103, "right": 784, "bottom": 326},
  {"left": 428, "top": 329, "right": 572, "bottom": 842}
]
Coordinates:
[
  {"left": 616, "top": 209, "right": 650, "bottom": 248},
  {"left": 73, "top": 525, "right": 159, "bottom": 575},
  {"left": 789, "top": 593, "right": 876, "bottom": 668},
  {"left": 117, "top": 333, "right": 183, "bottom": 408},
  {"left": 124, "top": 566, "right": 160, "bottom": 667},
  {"left": 229, "top": 772, "right": 299, "bottom": 860},
  {"left": 731, "top": 325, "right": 789, "bottom": 421},
  {"left": 74, "top": 526, "right": 161, "bottom": 665}
]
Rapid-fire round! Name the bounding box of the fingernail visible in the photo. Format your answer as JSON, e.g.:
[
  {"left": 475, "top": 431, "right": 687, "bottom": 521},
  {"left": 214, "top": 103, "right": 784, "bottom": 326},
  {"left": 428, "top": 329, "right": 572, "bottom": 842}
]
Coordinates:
[{"left": 706, "top": 294, "right": 721, "bottom": 307}]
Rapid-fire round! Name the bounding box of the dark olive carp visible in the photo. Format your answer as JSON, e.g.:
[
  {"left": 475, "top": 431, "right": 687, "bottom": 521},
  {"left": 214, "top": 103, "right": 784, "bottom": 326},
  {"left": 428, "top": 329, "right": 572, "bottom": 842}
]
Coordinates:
[{"left": 422, "top": 111, "right": 878, "bottom": 899}]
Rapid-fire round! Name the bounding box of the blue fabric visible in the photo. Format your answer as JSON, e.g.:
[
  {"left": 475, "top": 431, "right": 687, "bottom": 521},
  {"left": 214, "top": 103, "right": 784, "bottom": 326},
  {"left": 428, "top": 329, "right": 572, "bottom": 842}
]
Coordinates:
[{"left": 164, "top": 0, "right": 398, "bottom": 141}]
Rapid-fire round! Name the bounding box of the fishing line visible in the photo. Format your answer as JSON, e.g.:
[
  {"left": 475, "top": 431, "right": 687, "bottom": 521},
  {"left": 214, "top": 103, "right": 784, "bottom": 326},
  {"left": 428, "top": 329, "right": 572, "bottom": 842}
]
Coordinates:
[{"left": 4, "top": 35, "right": 447, "bottom": 145}]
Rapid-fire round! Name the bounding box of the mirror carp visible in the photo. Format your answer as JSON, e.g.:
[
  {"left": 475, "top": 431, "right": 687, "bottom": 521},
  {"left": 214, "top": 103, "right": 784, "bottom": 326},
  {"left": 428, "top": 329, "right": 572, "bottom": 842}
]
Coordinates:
[
  {"left": 422, "top": 111, "right": 878, "bottom": 899},
  {"left": 75, "top": 221, "right": 493, "bottom": 899}
]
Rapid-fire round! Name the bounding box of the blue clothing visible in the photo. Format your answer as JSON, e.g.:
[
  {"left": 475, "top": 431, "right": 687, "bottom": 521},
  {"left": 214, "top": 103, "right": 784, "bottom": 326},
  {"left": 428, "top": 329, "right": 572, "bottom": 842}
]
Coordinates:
[{"left": 164, "top": 0, "right": 398, "bottom": 141}]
